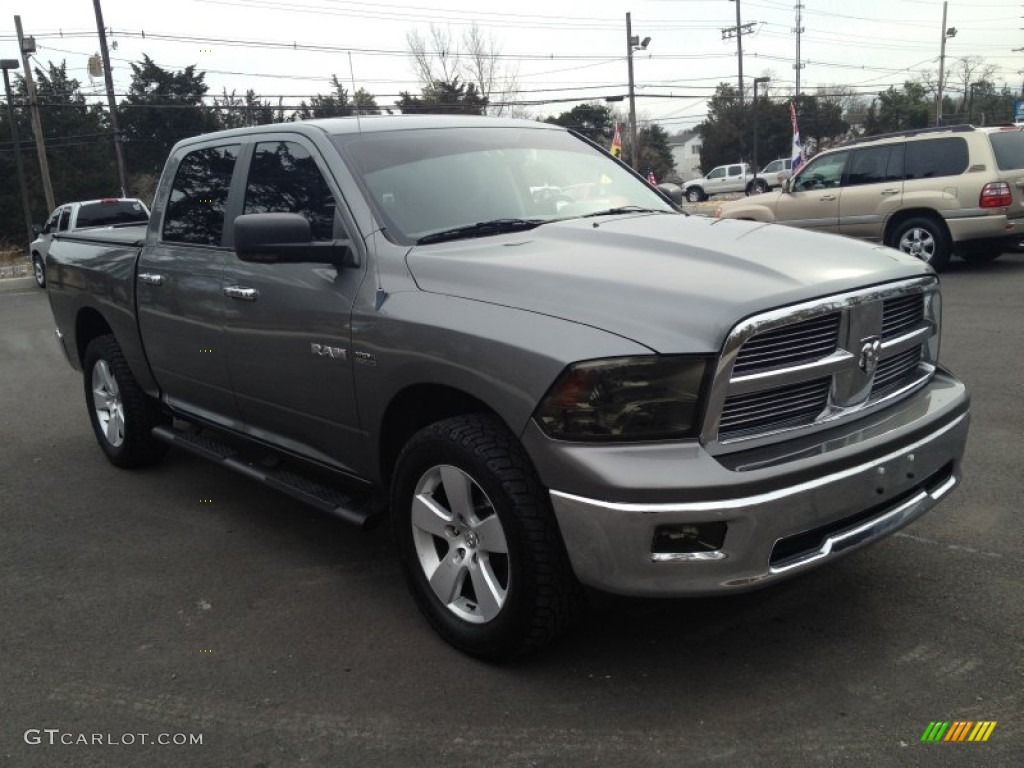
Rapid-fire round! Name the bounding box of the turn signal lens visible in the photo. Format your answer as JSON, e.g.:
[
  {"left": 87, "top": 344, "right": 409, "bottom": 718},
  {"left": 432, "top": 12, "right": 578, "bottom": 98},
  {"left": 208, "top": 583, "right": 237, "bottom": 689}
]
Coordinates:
[{"left": 534, "top": 356, "right": 709, "bottom": 441}]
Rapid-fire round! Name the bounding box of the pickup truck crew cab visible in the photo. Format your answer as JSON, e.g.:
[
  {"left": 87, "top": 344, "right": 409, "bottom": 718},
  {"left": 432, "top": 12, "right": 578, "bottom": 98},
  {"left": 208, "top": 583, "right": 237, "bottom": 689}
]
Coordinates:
[{"left": 46, "top": 116, "right": 970, "bottom": 658}]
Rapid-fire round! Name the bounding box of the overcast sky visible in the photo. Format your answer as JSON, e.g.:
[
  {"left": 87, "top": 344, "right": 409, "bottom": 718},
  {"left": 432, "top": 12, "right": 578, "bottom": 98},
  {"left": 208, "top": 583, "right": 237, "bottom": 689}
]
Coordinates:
[{"left": 3, "top": 0, "right": 1022, "bottom": 131}]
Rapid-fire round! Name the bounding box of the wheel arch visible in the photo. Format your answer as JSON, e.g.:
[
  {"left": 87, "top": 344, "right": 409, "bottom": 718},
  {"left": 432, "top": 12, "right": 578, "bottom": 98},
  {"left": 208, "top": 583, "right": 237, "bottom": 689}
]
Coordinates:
[
  {"left": 378, "top": 383, "right": 508, "bottom": 487},
  {"left": 883, "top": 208, "right": 951, "bottom": 247},
  {"left": 74, "top": 307, "right": 115, "bottom": 367}
]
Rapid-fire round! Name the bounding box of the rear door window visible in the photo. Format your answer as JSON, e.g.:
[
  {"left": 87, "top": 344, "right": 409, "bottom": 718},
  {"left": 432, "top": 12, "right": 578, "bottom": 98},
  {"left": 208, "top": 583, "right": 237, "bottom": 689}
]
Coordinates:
[
  {"left": 846, "top": 146, "right": 895, "bottom": 187},
  {"left": 163, "top": 145, "right": 240, "bottom": 246},
  {"left": 75, "top": 200, "right": 149, "bottom": 229},
  {"left": 904, "top": 137, "right": 968, "bottom": 179},
  {"left": 989, "top": 130, "right": 1024, "bottom": 170}
]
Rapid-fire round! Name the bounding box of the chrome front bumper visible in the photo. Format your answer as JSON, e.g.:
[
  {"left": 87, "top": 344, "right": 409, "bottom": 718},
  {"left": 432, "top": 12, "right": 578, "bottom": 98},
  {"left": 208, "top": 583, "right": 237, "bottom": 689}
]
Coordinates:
[{"left": 544, "top": 383, "right": 969, "bottom": 597}]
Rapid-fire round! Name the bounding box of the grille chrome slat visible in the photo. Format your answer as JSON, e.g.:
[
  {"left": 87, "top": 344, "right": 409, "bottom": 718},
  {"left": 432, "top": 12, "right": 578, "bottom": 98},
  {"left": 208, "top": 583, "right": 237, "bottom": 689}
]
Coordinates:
[
  {"left": 882, "top": 294, "right": 925, "bottom": 340},
  {"left": 732, "top": 314, "right": 840, "bottom": 375},
  {"left": 719, "top": 378, "right": 831, "bottom": 436}
]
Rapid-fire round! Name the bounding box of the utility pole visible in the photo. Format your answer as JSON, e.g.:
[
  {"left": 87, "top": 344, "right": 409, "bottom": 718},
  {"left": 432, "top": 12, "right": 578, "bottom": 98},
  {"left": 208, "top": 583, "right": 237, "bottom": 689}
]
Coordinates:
[
  {"left": 625, "top": 13, "right": 651, "bottom": 170},
  {"left": 723, "top": 0, "right": 754, "bottom": 105},
  {"left": 793, "top": 3, "right": 805, "bottom": 95},
  {"left": 14, "top": 15, "right": 55, "bottom": 212},
  {"left": 936, "top": 2, "right": 957, "bottom": 127},
  {"left": 2, "top": 59, "right": 35, "bottom": 246},
  {"left": 92, "top": 0, "right": 129, "bottom": 196}
]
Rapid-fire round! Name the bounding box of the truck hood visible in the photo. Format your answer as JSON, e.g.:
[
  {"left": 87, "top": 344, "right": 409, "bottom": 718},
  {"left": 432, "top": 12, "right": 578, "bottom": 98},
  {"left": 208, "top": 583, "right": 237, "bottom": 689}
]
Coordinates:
[{"left": 405, "top": 213, "right": 930, "bottom": 353}]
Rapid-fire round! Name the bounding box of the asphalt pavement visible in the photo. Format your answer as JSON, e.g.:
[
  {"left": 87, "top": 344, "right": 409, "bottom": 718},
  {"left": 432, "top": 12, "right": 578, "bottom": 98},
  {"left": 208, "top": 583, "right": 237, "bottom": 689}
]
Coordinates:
[{"left": 1, "top": 260, "right": 1021, "bottom": 767}]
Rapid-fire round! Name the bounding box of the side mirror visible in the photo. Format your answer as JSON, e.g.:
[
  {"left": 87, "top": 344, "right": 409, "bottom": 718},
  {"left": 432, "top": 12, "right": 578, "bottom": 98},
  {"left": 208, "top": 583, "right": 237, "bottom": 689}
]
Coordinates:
[
  {"left": 233, "top": 212, "right": 357, "bottom": 267},
  {"left": 782, "top": 178, "right": 792, "bottom": 193},
  {"left": 32, "top": 224, "right": 41, "bottom": 237}
]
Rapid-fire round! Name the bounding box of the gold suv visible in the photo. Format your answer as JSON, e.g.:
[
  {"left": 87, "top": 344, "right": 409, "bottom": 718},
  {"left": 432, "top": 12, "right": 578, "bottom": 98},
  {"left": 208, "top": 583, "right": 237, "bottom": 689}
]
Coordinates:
[{"left": 716, "top": 124, "right": 1024, "bottom": 270}]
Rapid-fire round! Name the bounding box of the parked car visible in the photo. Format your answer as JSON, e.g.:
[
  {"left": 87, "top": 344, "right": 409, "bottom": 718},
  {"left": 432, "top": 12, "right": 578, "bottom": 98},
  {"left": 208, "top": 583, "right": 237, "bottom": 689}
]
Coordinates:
[
  {"left": 682, "top": 163, "right": 768, "bottom": 202},
  {"left": 759, "top": 157, "right": 793, "bottom": 189},
  {"left": 30, "top": 198, "right": 150, "bottom": 288},
  {"left": 46, "top": 116, "right": 968, "bottom": 659},
  {"left": 716, "top": 124, "right": 1024, "bottom": 270}
]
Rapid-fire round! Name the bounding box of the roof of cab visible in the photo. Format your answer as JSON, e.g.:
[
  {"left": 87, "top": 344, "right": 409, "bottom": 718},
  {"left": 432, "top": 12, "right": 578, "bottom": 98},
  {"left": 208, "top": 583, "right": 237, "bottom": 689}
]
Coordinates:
[{"left": 171, "top": 114, "right": 563, "bottom": 150}]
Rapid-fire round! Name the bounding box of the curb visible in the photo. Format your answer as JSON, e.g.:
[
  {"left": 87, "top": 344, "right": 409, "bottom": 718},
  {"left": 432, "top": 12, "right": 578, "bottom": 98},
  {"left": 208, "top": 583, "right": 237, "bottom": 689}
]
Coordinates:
[{"left": 0, "top": 276, "right": 38, "bottom": 292}]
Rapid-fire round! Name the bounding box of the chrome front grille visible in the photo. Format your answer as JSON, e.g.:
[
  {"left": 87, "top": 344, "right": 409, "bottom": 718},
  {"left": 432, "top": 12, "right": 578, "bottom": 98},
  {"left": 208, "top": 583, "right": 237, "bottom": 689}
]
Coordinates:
[
  {"left": 705, "top": 277, "right": 940, "bottom": 450},
  {"left": 732, "top": 314, "right": 840, "bottom": 375},
  {"left": 719, "top": 377, "right": 831, "bottom": 438}
]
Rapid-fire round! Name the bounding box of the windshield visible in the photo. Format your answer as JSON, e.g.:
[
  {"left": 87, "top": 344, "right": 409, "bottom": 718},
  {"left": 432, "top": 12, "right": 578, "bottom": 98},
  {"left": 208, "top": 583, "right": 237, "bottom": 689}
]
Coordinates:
[
  {"left": 331, "top": 125, "right": 675, "bottom": 244},
  {"left": 75, "top": 200, "right": 149, "bottom": 228}
]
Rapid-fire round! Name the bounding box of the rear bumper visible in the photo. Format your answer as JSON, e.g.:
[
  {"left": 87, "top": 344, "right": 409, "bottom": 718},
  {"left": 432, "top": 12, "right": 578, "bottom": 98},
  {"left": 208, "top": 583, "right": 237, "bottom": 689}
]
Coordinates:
[
  {"left": 945, "top": 210, "right": 1021, "bottom": 243},
  {"left": 539, "top": 372, "right": 969, "bottom": 596}
]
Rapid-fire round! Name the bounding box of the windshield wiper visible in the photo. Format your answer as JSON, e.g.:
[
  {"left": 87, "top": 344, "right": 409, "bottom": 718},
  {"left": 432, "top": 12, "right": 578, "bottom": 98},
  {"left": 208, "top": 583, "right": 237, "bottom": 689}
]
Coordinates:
[
  {"left": 416, "top": 218, "right": 545, "bottom": 245},
  {"left": 581, "top": 206, "right": 675, "bottom": 218}
]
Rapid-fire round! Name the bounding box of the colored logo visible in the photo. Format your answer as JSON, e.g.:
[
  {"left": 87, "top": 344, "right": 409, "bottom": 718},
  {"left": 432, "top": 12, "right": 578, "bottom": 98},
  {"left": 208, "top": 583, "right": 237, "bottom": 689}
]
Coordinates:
[{"left": 920, "top": 721, "right": 997, "bottom": 742}]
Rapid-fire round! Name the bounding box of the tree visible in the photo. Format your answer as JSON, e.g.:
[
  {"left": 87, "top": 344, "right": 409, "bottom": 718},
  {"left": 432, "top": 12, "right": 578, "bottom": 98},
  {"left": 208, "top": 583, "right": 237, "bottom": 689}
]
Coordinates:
[
  {"left": 213, "top": 88, "right": 276, "bottom": 129},
  {"left": 406, "top": 23, "right": 518, "bottom": 116},
  {"left": 696, "top": 84, "right": 744, "bottom": 171},
  {"left": 119, "top": 55, "right": 219, "bottom": 179},
  {"left": 0, "top": 61, "right": 119, "bottom": 245},
  {"left": 635, "top": 123, "right": 675, "bottom": 181},
  {"left": 294, "top": 76, "right": 379, "bottom": 120},
  {"left": 396, "top": 77, "right": 487, "bottom": 115},
  {"left": 544, "top": 103, "right": 616, "bottom": 145},
  {"left": 863, "top": 82, "right": 931, "bottom": 134}
]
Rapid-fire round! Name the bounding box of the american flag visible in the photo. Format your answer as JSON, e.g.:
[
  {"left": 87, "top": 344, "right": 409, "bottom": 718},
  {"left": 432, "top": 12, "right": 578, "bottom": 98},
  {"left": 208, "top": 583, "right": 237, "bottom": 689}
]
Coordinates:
[
  {"left": 790, "top": 101, "right": 805, "bottom": 173},
  {"left": 646, "top": 168, "right": 657, "bottom": 184}
]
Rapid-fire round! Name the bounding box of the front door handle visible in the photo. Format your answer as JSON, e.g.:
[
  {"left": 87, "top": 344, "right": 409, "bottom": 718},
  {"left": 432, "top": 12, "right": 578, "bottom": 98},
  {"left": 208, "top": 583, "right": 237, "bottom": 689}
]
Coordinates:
[
  {"left": 138, "top": 272, "right": 164, "bottom": 286},
  {"left": 819, "top": 194, "right": 837, "bottom": 202},
  {"left": 224, "top": 286, "right": 259, "bottom": 301},
  {"left": 880, "top": 188, "right": 900, "bottom": 196}
]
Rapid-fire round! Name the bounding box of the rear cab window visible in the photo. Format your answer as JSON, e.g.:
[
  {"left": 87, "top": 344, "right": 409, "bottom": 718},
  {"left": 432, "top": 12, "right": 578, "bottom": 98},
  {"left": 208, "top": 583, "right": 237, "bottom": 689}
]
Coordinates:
[{"left": 75, "top": 200, "right": 150, "bottom": 229}]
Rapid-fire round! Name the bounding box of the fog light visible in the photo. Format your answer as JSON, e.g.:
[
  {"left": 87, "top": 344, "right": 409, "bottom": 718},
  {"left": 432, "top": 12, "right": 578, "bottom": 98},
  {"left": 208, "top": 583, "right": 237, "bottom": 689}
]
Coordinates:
[{"left": 651, "top": 522, "right": 727, "bottom": 557}]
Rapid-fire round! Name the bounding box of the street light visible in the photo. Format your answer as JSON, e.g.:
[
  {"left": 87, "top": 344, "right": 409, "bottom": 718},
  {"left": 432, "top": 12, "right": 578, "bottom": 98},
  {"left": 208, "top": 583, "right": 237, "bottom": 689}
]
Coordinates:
[
  {"left": 1, "top": 58, "right": 36, "bottom": 249},
  {"left": 626, "top": 12, "right": 651, "bottom": 169},
  {"left": 752, "top": 76, "right": 771, "bottom": 182}
]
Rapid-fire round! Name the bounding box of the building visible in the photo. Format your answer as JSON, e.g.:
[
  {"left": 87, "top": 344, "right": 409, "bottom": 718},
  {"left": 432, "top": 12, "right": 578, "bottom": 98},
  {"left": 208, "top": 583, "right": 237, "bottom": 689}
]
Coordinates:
[{"left": 668, "top": 130, "right": 703, "bottom": 182}]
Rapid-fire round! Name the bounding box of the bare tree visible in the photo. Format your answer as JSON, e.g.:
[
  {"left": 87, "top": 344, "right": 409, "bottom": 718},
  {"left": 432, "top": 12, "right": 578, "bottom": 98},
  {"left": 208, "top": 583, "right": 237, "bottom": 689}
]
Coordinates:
[
  {"left": 949, "top": 56, "right": 997, "bottom": 110},
  {"left": 406, "top": 23, "right": 520, "bottom": 116}
]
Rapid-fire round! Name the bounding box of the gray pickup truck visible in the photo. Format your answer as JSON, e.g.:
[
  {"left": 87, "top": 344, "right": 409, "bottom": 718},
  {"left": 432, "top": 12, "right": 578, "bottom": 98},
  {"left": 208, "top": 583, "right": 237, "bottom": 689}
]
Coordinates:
[{"left": 46, "top": 115, "right": 970, "bottom": 659}]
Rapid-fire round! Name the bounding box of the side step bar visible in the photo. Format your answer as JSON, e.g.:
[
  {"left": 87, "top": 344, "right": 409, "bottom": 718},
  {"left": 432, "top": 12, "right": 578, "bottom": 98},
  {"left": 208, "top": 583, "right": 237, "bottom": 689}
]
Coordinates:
[{"left": 152, "top": 425, "right": 381, "bottom": 529}]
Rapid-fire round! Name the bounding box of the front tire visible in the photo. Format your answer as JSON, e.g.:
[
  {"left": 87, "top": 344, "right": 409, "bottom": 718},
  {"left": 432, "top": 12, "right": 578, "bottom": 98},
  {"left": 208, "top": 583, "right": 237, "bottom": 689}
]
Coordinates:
[
  {"left": 391, "top": 414, "right": 581, "bottom": 659},
  {"left": 82, "top": 334, "right": 168, "bottom": 468},
  {"left": 890, "top": 216, "right": 951, "bottom": 272},
  {"left": 32, "top": 254, "right": 45, "bottom": 288},
  {"left": 685, "top": 186, "right": 705, "bottom": 203}
]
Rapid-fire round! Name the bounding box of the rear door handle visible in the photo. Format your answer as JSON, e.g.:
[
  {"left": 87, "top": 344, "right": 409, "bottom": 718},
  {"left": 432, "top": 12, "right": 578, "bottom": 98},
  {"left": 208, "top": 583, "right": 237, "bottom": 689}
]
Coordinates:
[
  {"left": 819, "top": 194, "right": 837, "bottom": 202},
  {"left": 880, "top": 188, "right": 900, "bottom": 196},
  {"left": 224, "top": 286, "right": 259, "bottom": 301},
  {"left": 138, "top": 272, "right": 164, "bottom": 286}
]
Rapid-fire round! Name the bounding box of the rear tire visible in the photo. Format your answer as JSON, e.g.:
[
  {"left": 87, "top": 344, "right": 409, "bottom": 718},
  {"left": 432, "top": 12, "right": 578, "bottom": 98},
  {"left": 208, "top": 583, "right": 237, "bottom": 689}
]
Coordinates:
[
  {"left": 391, "top": 414, "right": 581, "bottom": 660},
  {"left": 32, "top": 254, "right": 45, "bottom": 288},
  {"left": 82, "top": 334, "right": 168, "bottom": 468},
  {"left": 746, "top": 180, "right": 768, "bottom": 195},
  {"left": 889, "top": 217, "right": 951, "bottom": 272}
]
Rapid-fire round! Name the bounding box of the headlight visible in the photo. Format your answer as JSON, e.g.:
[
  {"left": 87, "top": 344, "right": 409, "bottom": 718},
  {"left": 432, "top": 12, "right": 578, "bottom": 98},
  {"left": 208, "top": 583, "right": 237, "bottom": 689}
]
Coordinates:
[{"left": 534, "top": 356, "right": 709, "bottom": 441}]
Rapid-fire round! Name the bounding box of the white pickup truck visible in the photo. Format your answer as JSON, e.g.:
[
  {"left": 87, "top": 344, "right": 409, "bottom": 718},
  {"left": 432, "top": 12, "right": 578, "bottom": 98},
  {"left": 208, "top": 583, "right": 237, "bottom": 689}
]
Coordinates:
[
  {"left": 683, "top": 163, "right": 770, "bottom": 202},
  {"left": 30, "top": 198, "right": 150, "bottom": 288}
]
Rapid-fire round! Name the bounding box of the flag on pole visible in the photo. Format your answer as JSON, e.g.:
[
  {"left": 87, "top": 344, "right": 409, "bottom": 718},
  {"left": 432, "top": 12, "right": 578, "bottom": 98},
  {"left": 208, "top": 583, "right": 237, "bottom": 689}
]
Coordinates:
[
  {"left": 790, "top": 101, "right": 805, "bottom": 173},
  {"left": 610, "top": 123, "right": 622, "bottom": 158},
  {"left": 646, "top": 168, "right": 657, "bottom": 185}
]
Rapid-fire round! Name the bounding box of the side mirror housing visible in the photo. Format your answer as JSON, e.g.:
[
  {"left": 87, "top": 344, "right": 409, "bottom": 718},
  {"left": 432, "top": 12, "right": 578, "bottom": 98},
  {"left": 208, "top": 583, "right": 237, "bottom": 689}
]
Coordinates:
[
  {"left": 31, "top": 224, "right": 41, "bottom": 237},
  {"left": 655, "top": 182, "right": 683, "bottom": 206},
  {"left": 782, "top": 178, "right": 792, "bottom": 193},
  {"left": 233, "top": 212, "right": 357, "bottom": 267}
]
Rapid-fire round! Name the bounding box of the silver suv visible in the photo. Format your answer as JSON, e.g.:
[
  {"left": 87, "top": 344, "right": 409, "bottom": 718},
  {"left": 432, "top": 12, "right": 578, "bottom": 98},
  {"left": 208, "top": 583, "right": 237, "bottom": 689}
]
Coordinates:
[{"left": 717, "top": 125, "right": 1024, "bottom": 270}]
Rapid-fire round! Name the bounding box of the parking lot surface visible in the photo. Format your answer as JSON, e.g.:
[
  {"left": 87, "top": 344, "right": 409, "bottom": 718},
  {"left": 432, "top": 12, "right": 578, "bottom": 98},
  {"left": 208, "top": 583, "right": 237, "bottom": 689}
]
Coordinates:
[{"left": 1, "top": 258, "right": 1021, "bottom": 766}]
